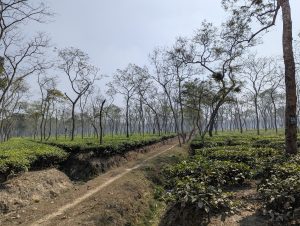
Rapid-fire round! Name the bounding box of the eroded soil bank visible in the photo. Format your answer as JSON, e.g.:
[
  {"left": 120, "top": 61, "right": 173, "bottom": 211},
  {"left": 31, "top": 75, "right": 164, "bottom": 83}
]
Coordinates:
[
  {"left": 0, "top": 139, "right": 184, "bottom": 226},
  {"left": 60, "top": 137, "right": 178, "bottom": 181},
  {"left": 0, "top": 169, "right": 72, "bottom": 215}
]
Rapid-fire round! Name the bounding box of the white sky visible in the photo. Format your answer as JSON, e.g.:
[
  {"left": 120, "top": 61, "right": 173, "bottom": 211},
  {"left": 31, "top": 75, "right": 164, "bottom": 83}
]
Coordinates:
[{"left": 28, "top": 0, "right": 300, "bottom": 98}]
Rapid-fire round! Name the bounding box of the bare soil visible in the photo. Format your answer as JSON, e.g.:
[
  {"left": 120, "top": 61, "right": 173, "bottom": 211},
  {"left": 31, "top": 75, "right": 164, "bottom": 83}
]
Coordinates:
[
  {"left": 0, "top": 139, "right": 181, "bottom": 226},
  {"left": 61, "top": 138, "right": 177, "bottom": 181},
  {"left": 208, "top": 182, "right": 269, "bottom": 226},
  {"left": 0, "top": 169, "right": 72, "bottom": 215},
  {"left": 1, "top": 138, "right": 289, "bottom": 226}
]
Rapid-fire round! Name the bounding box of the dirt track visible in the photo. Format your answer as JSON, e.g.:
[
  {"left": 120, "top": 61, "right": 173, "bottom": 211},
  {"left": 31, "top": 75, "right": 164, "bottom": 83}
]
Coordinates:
[{"left": 0, "top": 140, "right": 179, "bottom": 226}]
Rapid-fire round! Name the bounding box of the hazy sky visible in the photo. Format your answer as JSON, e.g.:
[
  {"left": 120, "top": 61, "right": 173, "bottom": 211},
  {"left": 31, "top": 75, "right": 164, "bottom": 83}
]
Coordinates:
[{"left": 30, "top": 0, "right": 300, "bottom": 93}]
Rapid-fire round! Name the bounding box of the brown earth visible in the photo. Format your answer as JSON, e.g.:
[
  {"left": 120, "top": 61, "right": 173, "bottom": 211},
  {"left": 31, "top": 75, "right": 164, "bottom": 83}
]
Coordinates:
[
  {"left": 0, "top": 169, "right": 72, "bottom": 215},
  {"left": 61, "top": 137, "right": 178, "bottom": 181},
  {"left": 1, "top": 138, "right": 293, "bottom": 226},
  {"left": 0, "top": 139, "right": 182, "bottom": 226},
  {"left": 208, "top": 182, "right": 269, "bottom": 226}
]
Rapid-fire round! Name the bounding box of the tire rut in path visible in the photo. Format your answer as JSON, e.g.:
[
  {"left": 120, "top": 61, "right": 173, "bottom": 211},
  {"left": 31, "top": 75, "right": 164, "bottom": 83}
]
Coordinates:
[{"left": 30, "top": 143, "right": 178, "bottom": 226}]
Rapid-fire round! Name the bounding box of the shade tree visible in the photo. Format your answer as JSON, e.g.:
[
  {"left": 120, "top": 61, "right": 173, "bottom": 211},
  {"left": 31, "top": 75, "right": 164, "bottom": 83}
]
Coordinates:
[
  {"left": 222, "top": 0, "right": 297, "bottom": 154},
  {"left": 58, "top": 47, "right": 99, "bottom": 141}
]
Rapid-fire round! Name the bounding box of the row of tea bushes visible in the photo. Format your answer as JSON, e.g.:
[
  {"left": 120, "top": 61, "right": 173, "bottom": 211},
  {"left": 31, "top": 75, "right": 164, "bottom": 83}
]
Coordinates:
[
  {"left": 43, "top": 134, "right": 176, "bottom": 156},
  {"left": 0, "top": 138, "right": 68, "bottom": 182},
  {"left": 163, "top": 132, "right": 300, "bottom": 223}
]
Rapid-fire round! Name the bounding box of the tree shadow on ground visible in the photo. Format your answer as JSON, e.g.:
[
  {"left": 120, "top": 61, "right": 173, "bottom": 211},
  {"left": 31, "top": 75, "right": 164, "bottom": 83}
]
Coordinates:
[
  {"left": 158, "top": 203, "right": 211, "bottom": 226},
  {"left": 238, "top": 211, "right": 270, "bottom": 226}
]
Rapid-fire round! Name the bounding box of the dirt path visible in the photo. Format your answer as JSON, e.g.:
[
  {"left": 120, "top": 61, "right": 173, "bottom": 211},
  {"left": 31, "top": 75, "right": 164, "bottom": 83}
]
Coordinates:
[
  {"left": 0, "top": 140, "right": 180, "bottom": 226},
  {"left": 31, "top": 144, "right": 177, "bottom": 226},
  {"left": 208, "top": 182, "right": 268, "bottom": 226}
]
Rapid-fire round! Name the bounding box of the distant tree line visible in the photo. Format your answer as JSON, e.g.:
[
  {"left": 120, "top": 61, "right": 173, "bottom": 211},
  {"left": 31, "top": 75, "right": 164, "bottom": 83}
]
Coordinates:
[{"left": 0, "top": 0, "right": 299, "bottom": 154}]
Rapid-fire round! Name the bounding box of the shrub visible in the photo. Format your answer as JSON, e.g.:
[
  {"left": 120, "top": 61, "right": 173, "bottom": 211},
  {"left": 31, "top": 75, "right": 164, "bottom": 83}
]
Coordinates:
[
  {"left": 168, "top": 132, "right": 300, "bottom": 224},
  {"left": 0, "top": 139, "right": 68, "bottom": 181},
  {"left": 164, "top": 177, "right": 236, "bottom": 216},
  {"left": 196, "top": 146, "right": 281, "bottom": 168},
  {"left": 43, "top": 134, "right": 175, "bottom": 157},
  {"left": 211, "top": 160, "right": 252, "bottom": 186},
  {"left": 164, "top": 158, "right": 252, "bottom": 195},
  {"left": 258, "top": 174, "right": 300, "bottom": 222},
  {"left": 258, "top": 155, "right": 300, "bottom": 222},
  {"left": 252, "top": 139, "right": 271, "bottom": 148}
]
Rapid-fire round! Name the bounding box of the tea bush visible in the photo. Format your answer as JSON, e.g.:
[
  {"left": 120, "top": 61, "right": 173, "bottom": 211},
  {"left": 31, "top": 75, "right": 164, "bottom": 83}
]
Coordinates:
[
  {"left": 0, "top": 138, "right": 67, "bottom": 181},
  {"left": 43, "top": 134, "right": 175, "bottom": 156},
  {"left": 258, "top": 173, "right": 300, "bottom": 222},
  {"left": 163, "top": 132, "right": 300, "bottom": 223}
]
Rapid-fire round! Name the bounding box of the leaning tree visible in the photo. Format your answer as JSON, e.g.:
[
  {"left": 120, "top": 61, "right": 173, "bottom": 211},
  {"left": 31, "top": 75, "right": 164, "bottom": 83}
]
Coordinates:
[{"left": 173, "top": 20, "right": 251, "bottom": 139}]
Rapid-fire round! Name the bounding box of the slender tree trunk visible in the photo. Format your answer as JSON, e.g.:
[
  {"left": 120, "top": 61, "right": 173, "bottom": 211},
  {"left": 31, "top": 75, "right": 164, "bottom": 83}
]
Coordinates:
[
  {"left": 92, "top": 123, "right": 98, "bottom": 139},
  {"left": 81, "top": 112, "right": 84, "bottom": 139},
  {"left": 155, "top": 114, "right": 161, "bottom": 136},
  {"left": 44, "top": 104, "right": 50, "bottom": 140},
  {"left": 126, "top": 99, "right": 130, "bottom": 138},
  {"left": 281, "top": 0, "right": 297, "bottom": 154},
  {"left": 33, "top": 120, "right": 37, "bottom": 140},
  {"left": 40, "top": 114, "right": 44, "bottom": 141},
  {"left": 62, "top": 110, "right": 67, "bottom": 140},
  {"left": 55, "top": 110, "right": 58, "bottom": 140},
  {"left": 207, "top": 102, "right": 224, "bottom": 137},
  {"left": 71, "top": 103, "right": 76, "bottom": 141},
  {"left": 178, "top": 79, "right": 186, "bottom": 144},
  {"left": 99, "top": 100, "right": 106, "bottom": 145},
  {"left": 46, "top": 113, "right": 52, "bottom": 141},
  {"left": 236, "top": 100, "right": 243, "bottom": 134},
  {"left": 208, "top": 109, "right": 219, "bottom": 137},
  {"left": 165, "top": 88, "right": 181, "bottom": 146},
  {"left": 254, "top": 97, "right": 260, "bottom": 135}
]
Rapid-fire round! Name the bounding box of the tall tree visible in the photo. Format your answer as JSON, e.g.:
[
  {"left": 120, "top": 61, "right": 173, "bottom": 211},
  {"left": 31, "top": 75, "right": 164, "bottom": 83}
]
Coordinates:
[
  {"left": 175, "top": 21, "right": 247, "bottom": 138},
  {"left": 150, "top": 48, "right": 182, "bottom": 145},
  {"left": 243, "top": 55, "right": 275, "bottom": 135},
  {"left": 108, "top": 64, "right": 145, "bottom": 138},
  {"left": 58, "top": 47, "right": 98, "bottom": 141},
  {"left": 0, "top": 1, "right": 51, "bottom": 141},
  {"left": 222, "top": 0, "right": 297, "bottom": 154}
]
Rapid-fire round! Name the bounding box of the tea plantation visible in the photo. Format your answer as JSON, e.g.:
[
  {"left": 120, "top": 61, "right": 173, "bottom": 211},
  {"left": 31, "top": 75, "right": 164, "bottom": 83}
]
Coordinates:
[
  {"left": 161, "top": 132, "right": 300, "bottom": 224},
  {"left": 0, "top": 138, "right": 68, "bottom": 181},
  {"left": 43, "top": 134, "right": 175, "bottom": 156},
  {"left": 0, "top": 134, "right": 175, "bottom": 182}
]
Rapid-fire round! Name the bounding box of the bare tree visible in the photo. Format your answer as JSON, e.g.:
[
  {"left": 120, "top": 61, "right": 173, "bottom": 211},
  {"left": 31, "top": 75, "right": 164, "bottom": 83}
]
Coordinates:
[
  {"left": 0, "top": 78, "right": 28, "bottom": 141},
  {"left": 37, "top": 74, "right": 55, "bottom": 141},
  {"left": 167, "top": 39, "right": 196, "bottom": 143},
  {"left": 135, "top": 70, "right": 163, "bottom": 136},
  {"left": 0, "top": 0, "right": 51, "bottom": 40},
  {"left": 243, "top": 55, "right": 275, "bottom": 135},
  {"left": 98, "top": 98, "right": 106, "bottom": 144},
  {"left": 0, "top": 0, "right": 51, "bottom": 113},
  {"left": 79, "top": 89, "right": 93, "bottom": 139},
  {"left": 108, "top": 64, "right": 144, "bottom": 138},
  {"left": 268, "top": 67, "right": 284, "bottom": 134},
  {"left": 150, "top": 48, "right": 182, "bottom": 145},
  {"left": 58, "top": 47, "right": 99, "bottom": 141}
]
